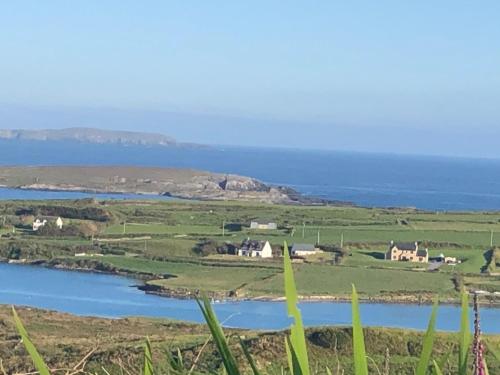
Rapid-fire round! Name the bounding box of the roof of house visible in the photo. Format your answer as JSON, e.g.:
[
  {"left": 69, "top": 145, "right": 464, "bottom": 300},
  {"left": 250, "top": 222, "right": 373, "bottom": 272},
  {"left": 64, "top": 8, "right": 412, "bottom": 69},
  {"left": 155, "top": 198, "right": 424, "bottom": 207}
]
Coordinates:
[
  {"left": 416, "top": 249, "right": 428, "bottom": 257},
  {"left": 292, "top": 243, "right": 316, "bottom": 252},
  {"left": 391, "top": 242, "right": 418, "bottom": 251},
  {"left": 240, "top": 239, "right": 268, "bottom": 252},
  {"left": 251, "top": 220, "right": 276, "bottom": 224}
]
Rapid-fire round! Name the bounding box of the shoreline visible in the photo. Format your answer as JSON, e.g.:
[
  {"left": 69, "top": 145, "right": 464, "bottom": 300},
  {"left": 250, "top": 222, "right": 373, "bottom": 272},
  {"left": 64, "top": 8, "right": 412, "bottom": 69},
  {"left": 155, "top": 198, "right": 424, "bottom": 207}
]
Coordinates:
[
  {"left": 0, "top": 166, "right": 345, "bottom": 206},
  {"left": 4, "top": 258, "right": 500, "bottom": 308}
]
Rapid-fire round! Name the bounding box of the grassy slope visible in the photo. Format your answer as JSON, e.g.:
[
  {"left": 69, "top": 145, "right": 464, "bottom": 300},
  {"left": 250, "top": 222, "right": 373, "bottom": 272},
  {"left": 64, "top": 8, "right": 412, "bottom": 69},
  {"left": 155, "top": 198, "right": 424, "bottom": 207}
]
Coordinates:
[{"left": 1, "top": 307, "right": 499, "bottom": 374}]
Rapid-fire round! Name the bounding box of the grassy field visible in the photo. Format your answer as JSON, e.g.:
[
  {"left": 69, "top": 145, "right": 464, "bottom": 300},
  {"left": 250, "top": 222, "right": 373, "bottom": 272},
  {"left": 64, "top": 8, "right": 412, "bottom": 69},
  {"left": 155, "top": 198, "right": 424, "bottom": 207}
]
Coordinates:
[
  {"left": 93, "top": 255, "right": 277, "bottom": 293},
  {"left": 3, "top": 306, "right": 499, "bottom": 374},
  {"left": 245, "top": 263, "right": 455, "bottom": 297},
  {"left": 1, "top": 199, "right": 499, "bottom": 300}
]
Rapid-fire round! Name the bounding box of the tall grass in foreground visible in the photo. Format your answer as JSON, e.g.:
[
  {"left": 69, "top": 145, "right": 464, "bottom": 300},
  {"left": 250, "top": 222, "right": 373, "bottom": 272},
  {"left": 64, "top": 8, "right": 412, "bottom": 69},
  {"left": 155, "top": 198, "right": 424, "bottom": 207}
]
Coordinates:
[{"left": 10, "top": 241, "right": 493, "bottom": 374}]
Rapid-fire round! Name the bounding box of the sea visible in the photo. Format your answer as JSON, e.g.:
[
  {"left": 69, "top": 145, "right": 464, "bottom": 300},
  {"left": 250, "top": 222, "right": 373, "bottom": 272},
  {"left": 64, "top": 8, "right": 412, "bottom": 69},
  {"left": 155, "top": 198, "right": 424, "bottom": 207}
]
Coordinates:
[{"left": 1, "top": 139, "right": 500, "bottom": 211}]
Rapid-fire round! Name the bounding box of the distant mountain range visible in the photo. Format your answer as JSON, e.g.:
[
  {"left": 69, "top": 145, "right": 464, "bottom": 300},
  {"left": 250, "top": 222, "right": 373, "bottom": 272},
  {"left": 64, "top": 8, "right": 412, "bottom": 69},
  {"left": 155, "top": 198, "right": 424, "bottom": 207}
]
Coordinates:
[{"left": 0, "top": 127, "right": 198, "bottom": 147}]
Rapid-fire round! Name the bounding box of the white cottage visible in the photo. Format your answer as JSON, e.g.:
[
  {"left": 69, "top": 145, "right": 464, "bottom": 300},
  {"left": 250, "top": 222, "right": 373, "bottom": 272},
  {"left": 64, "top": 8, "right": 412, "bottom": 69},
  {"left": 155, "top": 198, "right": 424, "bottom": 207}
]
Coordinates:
[
  {"left": 291, "top": 243, "right": 321, "bottom": 256},
  {"left": 237, "top": 239, "right": 273, "bottom": 258}
]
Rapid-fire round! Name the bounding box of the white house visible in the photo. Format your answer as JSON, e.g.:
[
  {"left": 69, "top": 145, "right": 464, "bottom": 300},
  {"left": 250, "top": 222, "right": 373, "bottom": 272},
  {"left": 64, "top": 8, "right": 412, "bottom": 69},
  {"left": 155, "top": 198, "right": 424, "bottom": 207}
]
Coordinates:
[
  {"left": 237, "top": 239, "right": 273, "bottom": 258},
  {"left": 291, "top": 243, "right": 321, "bottom": 256},
  {"left": 32, "top": 219, "right": 47, "bottom": 231},
  {"left": 56, "top": 217, "right": 64, "bottom": 229},
  {"left": 250, "top": 221, "right": 277, "bottom": 230}
]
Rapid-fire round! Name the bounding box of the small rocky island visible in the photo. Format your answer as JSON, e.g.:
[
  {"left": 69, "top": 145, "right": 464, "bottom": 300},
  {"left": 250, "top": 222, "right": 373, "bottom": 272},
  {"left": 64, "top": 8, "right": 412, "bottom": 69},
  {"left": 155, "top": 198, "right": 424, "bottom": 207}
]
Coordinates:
[{"left": 0, "top": 166, "right": 332, "bottom": 205}]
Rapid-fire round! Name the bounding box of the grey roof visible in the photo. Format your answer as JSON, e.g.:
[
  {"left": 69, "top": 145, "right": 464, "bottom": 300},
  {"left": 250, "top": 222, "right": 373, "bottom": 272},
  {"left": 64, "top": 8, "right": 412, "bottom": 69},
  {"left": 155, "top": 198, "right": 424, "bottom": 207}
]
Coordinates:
[
  {"left": 416, "top": 249, "right": 428, "bottom": 257},
  {"left": 240, "top": 239, "right": 267, "bottom": 251},
  {"left": 391, "top": 242, "right": 418, "bottom": 251},
  {"left": 292, "top": 243, "right": 316, "bottom": 252}
]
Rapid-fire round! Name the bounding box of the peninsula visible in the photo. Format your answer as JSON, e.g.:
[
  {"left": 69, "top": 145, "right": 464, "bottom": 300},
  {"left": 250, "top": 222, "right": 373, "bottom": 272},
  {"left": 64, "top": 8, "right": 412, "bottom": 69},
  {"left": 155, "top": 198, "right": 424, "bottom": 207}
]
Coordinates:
[
  {"left": 0, "top": 127, "right": 186, "bottom": 147},
  {"left": 0, "top": 165, "right": 331, "bottom": 205}
]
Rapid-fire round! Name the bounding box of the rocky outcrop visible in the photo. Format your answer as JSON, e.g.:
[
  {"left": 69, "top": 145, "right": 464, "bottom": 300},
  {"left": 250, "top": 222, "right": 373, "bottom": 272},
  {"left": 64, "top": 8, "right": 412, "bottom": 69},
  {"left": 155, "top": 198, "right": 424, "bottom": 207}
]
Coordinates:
[{"left": 0, "top": 166, "right": 338, "bottom": 205}]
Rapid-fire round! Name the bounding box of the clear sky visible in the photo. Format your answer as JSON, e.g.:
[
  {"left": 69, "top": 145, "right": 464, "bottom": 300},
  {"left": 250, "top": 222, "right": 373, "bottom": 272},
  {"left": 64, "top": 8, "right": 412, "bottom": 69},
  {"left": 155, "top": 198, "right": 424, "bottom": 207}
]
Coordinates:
[{"left": 1, "top": 1, "right": 499, "bottom": 157}]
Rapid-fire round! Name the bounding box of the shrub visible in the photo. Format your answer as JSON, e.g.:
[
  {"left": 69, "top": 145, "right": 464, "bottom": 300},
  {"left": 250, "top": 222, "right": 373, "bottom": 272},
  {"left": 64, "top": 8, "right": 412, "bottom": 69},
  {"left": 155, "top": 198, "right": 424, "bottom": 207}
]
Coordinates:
[
  {"left": 16, "top": 204, "right": 112, "bottom": 222},
  {"left": 193, "top": 240, "right": 237, "bottom": 256}
]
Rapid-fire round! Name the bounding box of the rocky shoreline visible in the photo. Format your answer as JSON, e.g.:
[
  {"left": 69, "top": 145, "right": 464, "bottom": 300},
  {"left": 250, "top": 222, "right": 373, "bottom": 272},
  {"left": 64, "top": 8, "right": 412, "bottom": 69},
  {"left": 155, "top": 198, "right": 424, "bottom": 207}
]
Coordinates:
[
  {"left": 0, "top": 166, "right": 347, "bottom": 205},
  {"left": 138, "top": 282, "right": 500, "bottom": 307}
]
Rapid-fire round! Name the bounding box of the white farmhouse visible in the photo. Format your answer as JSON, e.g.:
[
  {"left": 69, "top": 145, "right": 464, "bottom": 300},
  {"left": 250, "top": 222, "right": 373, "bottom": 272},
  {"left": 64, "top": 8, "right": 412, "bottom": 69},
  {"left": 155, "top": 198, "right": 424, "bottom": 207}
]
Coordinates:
[
  {"left": 237, "top": 239, "right": 273, "bottom": 258},
  {"left": 291, "top": 243, "right": 321, "bottom": 256}
]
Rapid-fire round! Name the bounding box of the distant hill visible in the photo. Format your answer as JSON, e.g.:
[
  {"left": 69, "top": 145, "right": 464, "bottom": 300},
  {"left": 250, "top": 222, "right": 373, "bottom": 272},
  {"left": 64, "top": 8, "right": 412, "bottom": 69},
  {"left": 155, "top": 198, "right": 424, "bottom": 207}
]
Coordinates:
[{"left": 0, "top": 128, "right": 191, "bottom": 147}]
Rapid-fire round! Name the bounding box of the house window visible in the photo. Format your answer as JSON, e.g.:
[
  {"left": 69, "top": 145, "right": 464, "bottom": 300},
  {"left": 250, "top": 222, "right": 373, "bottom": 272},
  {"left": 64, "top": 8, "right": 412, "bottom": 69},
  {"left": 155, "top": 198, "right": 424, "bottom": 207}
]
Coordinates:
[
  {"left": 393, "top": 256, "right": 397, "bottom": 260},
  {"left": 419, "top": 257, "right": 423, "bottom": 262}
]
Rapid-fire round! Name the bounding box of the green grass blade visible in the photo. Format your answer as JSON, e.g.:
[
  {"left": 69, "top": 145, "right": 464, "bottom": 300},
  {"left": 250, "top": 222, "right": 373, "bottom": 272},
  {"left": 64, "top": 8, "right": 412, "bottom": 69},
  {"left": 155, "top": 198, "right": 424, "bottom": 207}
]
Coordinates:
[
  {"left": 415, "top": 298, "right": 439, "bottom": 375},
  {"left": 196, "top": 296, "right": 240, "bottom": 375},
  {"left": 433, "top": 348, "right": 452, "bottom": 375},
  {"left": 11, "top": 307, "right": 51, "bottom": 375},
  {"left": 286, "top": 336, "right": 304, "bottom": 375},
  {"left": 351, "top": 285, "right": 368, "bottom": 375},
  {"left": 283, "top": 241, "right": 310, "bottom": 375},
  {"left": 239, "top": 337, "right": 261, "bottom": 375},
  {"left": 285, "top": 337, "right": 294, "bottom": 375},
  {"left": 458, "top": 291, "right": 471, "bottom": 375},
  {"left": 432, "top": 360, "right": 443, "bottom": 375},
  {"left": 176, "top": 348, "right": 184, "bottom": 370},
  {"left": 143, "top": 337, "right": 154, "bottom": 375}
]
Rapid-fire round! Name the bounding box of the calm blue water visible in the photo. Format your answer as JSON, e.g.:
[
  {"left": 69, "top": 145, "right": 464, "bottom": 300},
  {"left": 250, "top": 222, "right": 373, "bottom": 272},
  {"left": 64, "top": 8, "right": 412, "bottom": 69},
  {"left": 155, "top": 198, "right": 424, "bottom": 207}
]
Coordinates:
[
  {"left": 2, "top": 140, "right": 500, "bottom": 210},
  {"left": 1, "top": 263, "right": 498, "bottom": 333},
  {"left": 0, "top": 187, "right": 174, "bottom": 201}
]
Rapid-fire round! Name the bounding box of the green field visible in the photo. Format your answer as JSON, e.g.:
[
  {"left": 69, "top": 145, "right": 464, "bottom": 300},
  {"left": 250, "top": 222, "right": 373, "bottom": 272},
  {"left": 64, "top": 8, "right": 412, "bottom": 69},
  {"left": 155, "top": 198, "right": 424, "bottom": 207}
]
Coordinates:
[
  {"left": 246, "top": 263, "right": 455, "bottom": 296},
  {"left": 1, "top": 199, "right": 499, "bottom": 301}
]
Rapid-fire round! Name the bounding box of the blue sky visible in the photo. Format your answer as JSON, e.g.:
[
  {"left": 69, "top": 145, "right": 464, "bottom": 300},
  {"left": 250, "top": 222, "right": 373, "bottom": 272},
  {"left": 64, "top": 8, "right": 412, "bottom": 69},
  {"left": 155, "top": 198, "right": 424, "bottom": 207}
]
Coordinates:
[{"left": 1, "top": 1, "right": 499, "bottom": 157}]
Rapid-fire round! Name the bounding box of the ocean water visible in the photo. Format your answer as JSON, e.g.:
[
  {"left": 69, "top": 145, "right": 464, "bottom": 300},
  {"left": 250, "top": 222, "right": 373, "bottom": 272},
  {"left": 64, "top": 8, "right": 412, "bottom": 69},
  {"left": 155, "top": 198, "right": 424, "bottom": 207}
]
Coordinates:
[
  {"left": 1, "top": 140, "right": 500, "bottom": 210},
  {"left": 0, "top": 187, "right": 174, "bottom": 201},
  {"left": 1, "top": 263, "right": 499, "bottom": 333}
]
